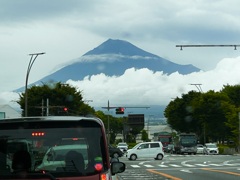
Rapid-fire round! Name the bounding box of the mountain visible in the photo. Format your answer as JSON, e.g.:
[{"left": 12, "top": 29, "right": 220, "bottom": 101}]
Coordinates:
[{"left": 33, "top": 39, "right": 200, "bottom": 84}]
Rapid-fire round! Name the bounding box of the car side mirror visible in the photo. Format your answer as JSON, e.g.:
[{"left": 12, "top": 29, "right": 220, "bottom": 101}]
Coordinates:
[
  {"left": 111, "top": 162, "right": 125, "bottom": 175},
  {"left": 110, "top": 157, "right": 119, "bottom": 163}
]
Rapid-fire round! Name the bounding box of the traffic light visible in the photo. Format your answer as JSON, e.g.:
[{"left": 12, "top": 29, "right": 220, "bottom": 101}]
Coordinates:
[
  {"left": 116, "top": 107, "right": 124, "bottom": 114},
  {"left": 63, "top": 107, "right": 68, "bottom": 112}
]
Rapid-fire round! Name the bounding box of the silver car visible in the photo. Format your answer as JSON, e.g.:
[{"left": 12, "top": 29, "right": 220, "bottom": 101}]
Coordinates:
[{"left": 117, "top": 142, "right": 128, "bottom": 152}]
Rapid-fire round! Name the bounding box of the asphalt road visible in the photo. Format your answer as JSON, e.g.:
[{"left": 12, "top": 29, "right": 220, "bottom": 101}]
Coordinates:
[{"left": 116, "top": 153, "right": 240, "bottom": 180}]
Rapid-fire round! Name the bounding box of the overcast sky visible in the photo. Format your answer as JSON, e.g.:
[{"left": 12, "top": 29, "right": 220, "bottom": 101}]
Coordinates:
[{"left": 1, "top": 0, "right": 240, "bottom": 111}]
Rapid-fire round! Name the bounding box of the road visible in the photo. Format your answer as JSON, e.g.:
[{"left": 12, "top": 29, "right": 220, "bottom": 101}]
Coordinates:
[{"left": 116, "top": 153, "right": 240, "bottom": 180}]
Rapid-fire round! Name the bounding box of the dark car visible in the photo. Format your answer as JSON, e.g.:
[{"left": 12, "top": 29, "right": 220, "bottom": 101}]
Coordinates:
[
  {"left": 165, "top": 144, "right": 175, "bottom": 153},
  {"left": 108, "top": 144, "right": 124, "bottom": 158}
]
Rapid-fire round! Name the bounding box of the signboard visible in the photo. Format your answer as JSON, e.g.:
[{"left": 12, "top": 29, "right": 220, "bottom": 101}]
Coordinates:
[{"left": 128, "top": 114, "right": 144, "bottom": 125}]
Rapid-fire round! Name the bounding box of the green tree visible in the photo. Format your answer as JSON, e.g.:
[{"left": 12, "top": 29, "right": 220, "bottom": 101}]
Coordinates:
[
  {"left": 141, "top": 129, "right": 149, "bottom": 142},
  {"left": 18, "top": 82, "right": 95, "bottom": 116},
  {"left": 192, "top": 90, "right": 232, "bottom": 143},
  {"left": 221, "top": 85, "right": 240, "bottom": 107},
  {"left": 221, "top": 85, "right": 240, "bottom": 147},
  {"left": 164, "top": 91, "right": 201, "bottom": 133},
  {"left": 95, "top": 110, "right": 124, "bottom": 144}
]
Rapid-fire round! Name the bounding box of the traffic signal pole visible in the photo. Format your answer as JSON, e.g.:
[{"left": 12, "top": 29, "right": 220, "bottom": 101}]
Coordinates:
[
  {"left": 176, "top": 44, "right": 240, "bottom": 50},
  {"left": 102, "top": 101, "right": 150, "bottom": 144}
]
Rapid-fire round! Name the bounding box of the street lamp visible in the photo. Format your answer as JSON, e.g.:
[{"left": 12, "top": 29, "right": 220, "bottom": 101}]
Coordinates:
[{"left": 24, "top": 52, "right": 45, "bottom": 117}]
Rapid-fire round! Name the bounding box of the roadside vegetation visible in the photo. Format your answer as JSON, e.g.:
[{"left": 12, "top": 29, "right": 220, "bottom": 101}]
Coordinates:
[{"left": 164, "top": 84, "right": 240, "bottom": 151}]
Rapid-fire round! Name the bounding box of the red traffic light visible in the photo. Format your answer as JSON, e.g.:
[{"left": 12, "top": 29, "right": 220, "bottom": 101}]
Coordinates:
[
  {"left": 63, "top": 107, "right": 68, "bottom": 111},
  {"left": 116, "top": 107, "right": 124, "bottom": 114}
]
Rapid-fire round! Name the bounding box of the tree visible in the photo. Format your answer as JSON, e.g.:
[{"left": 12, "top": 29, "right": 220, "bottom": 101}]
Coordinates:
[
  {"left": 164, "top": 91, "right": 201, "bottom": 133},
  {"left": 164, "top": 90, "right": 233, "bottom": 144},
  {"left": 141, "top": 129, "right": 149, "bottom": 142},
  {"left": 18, "top": 82, "right": 95, "bottom": 116},
  {"left": 95, "top": 110, "right": 124, "bottom": 144},
  {"left": 192, "top": 90, "right": 232, "bottom": 143},
  {"left": 221, "top": 85, "right": 240, "bottom": 148}
]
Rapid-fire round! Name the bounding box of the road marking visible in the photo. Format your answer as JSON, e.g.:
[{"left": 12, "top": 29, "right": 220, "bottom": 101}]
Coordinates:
[
  {"left": 169, "top": 164, "right": 182, "bottom": 167},
  {"left": 130, "top": 165, "right": 140, "bottom": 168},
  {"left": 208, "top": 164, "right": 223, "bottom": 166},
  {"left": 139, "top": 161, "right": 151, "bottom": 165},
  {"left": 144, "top": 164, "right": 154, "bottom": 168},
  {"left": 183, "top": 164, "right": 195, "bottom": 167},
  {"left": 181, "top": 160, "right": 196, "bottom": 167},
  {"left": 158, "top": 164, "right": 168, "bottom": 167},
  {"left": 195, "top": 164, "right": 209, "bottom": 166},
  {"left": 180, "top": 169, "right": 193, "bottom": 173},
  {"left": 201, "top": 168, "right": 240, "bottom": 176},
  {"left": 148, "top": 169, "right": 182, "bottom": 180}
]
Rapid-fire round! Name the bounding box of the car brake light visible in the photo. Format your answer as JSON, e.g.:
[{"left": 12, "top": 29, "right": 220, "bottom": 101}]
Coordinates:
[
  {"left": 32, "top": 132, "right": 45, "bottom": 136},
  {"left": 94, "top": 163, "right": 103, "bottom": 172}
]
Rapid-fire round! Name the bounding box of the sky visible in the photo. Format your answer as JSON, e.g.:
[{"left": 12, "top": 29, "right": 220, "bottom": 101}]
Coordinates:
[{"left": 1, "top": 0, "right": 240, "bottom": 112}]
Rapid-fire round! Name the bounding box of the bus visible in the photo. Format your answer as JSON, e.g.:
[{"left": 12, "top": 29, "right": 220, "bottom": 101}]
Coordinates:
[
  {"left": 173, "top": 133, "right": 197, "bottom": 155},
  {"left": 157, "top": 132, "right": 172, "bottom": 151},
  {"left": 0, "top": 116, "right": 125, "bottom": 179}
]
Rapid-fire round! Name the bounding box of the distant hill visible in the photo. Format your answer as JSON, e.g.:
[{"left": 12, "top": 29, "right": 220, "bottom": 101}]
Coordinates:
[{"left": 31, "top": 39, "right": 200, "bottom": 84}]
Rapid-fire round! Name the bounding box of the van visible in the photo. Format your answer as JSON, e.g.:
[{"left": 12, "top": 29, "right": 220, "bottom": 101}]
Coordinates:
[
  {"left": 0, "top": 116, "right": 125, "bottom": 179},
  {"left": 126, "top": 142, "right": 164, "bottom": 160}
]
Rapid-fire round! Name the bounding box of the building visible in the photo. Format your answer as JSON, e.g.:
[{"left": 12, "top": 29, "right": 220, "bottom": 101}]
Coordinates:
[{"left": 0, "top": 104, "right": 21, "bottom": 119}]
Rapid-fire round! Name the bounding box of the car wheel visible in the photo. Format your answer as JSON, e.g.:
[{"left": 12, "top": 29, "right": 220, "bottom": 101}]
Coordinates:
[
  {"left": 156, "top": 154, "right": 163, "bottom": 160},
  {"left": 113, "top": 152, "right": 119, "bottom": 158},
  {"left": 130, "top": 154, "right": 137, "bottom": 161}
]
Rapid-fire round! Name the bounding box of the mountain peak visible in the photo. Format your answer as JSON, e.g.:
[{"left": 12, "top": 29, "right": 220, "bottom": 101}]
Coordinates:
[{"left": 84, "top": 38, "right": 157, "bottom": 57}]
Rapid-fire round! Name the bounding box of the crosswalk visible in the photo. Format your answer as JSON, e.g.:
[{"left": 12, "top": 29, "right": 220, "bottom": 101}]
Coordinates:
[{"left": 129, "top": 163, "right": 239, "bottom": 168}]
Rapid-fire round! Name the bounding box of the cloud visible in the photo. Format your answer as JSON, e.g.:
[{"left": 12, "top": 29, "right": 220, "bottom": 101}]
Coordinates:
[{"left": 1, "top": 56, "right": 240, "bottom": 112}]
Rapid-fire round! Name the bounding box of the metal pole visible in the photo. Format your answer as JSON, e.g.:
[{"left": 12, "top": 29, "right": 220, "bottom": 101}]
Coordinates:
[
  {"left": 190, "top": 84, "right": 206, "bottom": 144},
  {"left": 24, "top": 52, "right": 45, "bottom": 117},
  {"left": 46, "top": 98, "right": 49, "bottom": 116},
  {"left": 107, "top": 100, "right": 110, "bottom": 144},
  {"left": 238, "top": 112, "right": 240, "bottom": 152}
]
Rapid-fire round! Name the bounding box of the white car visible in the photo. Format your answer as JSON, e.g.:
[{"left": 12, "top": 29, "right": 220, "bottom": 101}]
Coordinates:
[
  {"left": 117, "top": 142, "right": 128, "bottom": 152},
  {"left": 203, "top": 143, "right": 219, "bottom": 155},
  {"left": 126, "top": 142, "right": 164, "bottom": 160},
  {"left": 196, "top": 144, "right": 204, "bottom": 154}
]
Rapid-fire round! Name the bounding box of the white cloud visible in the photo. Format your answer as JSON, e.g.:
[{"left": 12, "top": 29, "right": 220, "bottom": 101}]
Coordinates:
[
  {"left": 1, "top": 0, "right": 240, "bottom": 111},
  {"left": 1, "top": 56, "right": 240, "bottom": 112}
]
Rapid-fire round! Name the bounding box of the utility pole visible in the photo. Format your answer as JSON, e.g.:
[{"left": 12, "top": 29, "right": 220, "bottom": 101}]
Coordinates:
[
  {"left": 190, "top": 83, "right": 206, "bottom": 144},
  {"left": 25, "top": 52, "right": 45, "bottom": 117},
  {"left": 102, "top": 100, "right": 116, "bottom": 144}
]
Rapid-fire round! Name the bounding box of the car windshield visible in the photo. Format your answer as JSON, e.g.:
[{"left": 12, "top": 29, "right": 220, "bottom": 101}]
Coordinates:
[
  {"left": 206, "top": 144, "right": 217, "bottom": 148},
  {"left": 118, "top": 143, "right": 127, "bottom": 146},
  {"left": 0, "top": 119, "right": 108, "bottom": 178}
]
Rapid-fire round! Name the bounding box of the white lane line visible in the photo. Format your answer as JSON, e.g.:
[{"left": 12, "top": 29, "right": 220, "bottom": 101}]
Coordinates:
[
  {"left": 183, "top": 164, "right": 196, "bottom": 167},
  {"left": 195, "top": 164, "right": 209, "bottom": 167},
  {"left": 131, "top": 165, "right": 140, "bottom": 168},
  {"left": 169, "top": 164, "right": 182, "bottom": 167},
  {"left": 209, "top": 164, "right": 223, "bottom": 166},
  {"left": 180, "top": 169, "right": 193, "bottom": 173},
  {"left": 144, "top": 164, "right": 154, "bottom": 168},
  {"left": 158, "top": 164, "right": 168, "bottom": 167}
]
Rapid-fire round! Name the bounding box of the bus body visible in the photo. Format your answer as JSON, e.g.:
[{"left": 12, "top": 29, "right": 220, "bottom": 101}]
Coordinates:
[
  {"left": 0, "top": 116, "right": 125, "bottom": 179},
  {"left": 173, "top": 133, "right": 197, "bottom": 155},
  {"left": 157, "top": 132, "right": 172, "bottom": 151}
]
